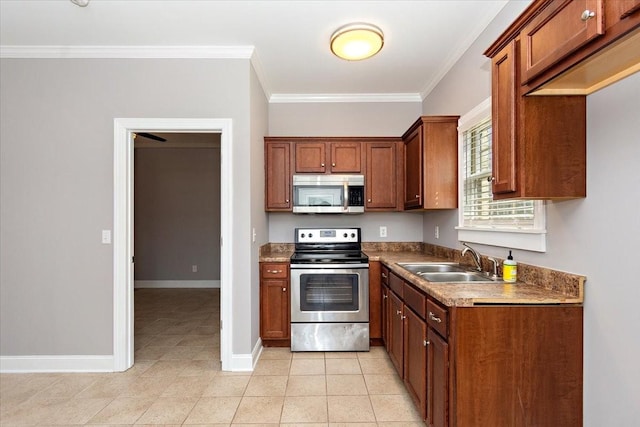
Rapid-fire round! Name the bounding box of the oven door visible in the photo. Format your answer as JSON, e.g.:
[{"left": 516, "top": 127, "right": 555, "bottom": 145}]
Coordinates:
[{"left": 290, "top": 267, "right": 369, "bottom": 323}]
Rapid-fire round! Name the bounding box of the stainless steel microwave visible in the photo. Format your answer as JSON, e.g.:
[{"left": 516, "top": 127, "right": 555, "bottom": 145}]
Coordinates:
[{"left": 292, "top": 174, "right": 365, "bottom": 214}]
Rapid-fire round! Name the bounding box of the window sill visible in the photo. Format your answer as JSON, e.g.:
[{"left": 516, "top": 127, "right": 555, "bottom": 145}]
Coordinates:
[{"left": 456, "top": 227, "right": 547, "bottom": 252}]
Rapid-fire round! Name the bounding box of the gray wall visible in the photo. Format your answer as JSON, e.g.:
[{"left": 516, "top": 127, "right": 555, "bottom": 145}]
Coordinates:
[
  {"left": 267, "top": 101, "right": 423, "bottom": 241},
  {"left": 0, "top": 58, "right": 259, "bottom": 356},
  {"left": 134, "top": 145, "right": 220, "bottom": 282},
  {"left": 420, "top": 2, "right": 640, "bottom": 425}
]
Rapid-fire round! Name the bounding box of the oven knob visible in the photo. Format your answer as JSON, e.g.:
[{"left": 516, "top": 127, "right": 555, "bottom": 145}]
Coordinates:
[
  {"left": 351, "top": 233, "right": 355, "bottom": 238},
  {"left": 309, "top": 233, "right": 313, "bottom": 238},
  {"left": 301, "top": 233, "right": 305, "bottom": 238},
  {"left": 343, "top": 233, "right": 348, "bottom": 238}
]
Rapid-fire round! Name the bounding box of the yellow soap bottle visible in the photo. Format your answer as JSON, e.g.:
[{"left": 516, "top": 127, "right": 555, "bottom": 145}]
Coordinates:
[{"left": 503, "top": 250, "right": 517, "bottom": 283}]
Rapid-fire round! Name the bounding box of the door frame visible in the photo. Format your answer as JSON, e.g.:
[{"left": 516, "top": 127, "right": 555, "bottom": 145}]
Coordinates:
[{"left": 113, "top": 118, "right": 233, "bottom": 371}]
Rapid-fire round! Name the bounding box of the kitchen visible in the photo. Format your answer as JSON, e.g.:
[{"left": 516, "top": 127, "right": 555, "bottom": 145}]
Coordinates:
[{"left": 1, "top": 0, "right": 639, "bottom": 426}]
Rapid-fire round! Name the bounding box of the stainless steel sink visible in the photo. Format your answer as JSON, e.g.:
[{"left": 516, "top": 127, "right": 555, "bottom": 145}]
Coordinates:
[
  {"left": 397, "top": 262, "right": 503, "bottom": 283},
  {"left": 398, "top": 262, "right": 464, "bottom": 274},
  {"left": 417, "top": 271, "right": 501, "bottom": 283}
]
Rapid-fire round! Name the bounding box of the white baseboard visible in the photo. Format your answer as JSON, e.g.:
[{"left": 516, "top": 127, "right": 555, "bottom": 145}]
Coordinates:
[
  {"left": 226, "top": 339, "right": 263, "bottom": 372},
  {"left": 0, "top": 355, "right": 115, "bottom": 373},
  {"left": 134, "top": 280, "right": 220, "bottom": 289}
]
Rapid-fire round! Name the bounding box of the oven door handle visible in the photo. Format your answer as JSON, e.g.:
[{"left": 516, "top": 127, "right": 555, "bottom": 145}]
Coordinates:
[{"left": 290, "top": 263, "right": 369, "bottom": 270}]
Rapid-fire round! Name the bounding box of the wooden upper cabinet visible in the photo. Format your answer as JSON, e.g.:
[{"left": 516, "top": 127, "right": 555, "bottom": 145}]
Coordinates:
[
  {"left": 490, "top": 38, "right": 587, "bottom": 199},
  {"left": 491, "top": 41, "right": 519, "bottom": 195},
  {"left": 294, "top": 140, "right": 361, "bottom": 173},
  {"left": 330, "top": 142, "right": 361, "bottom": 173},
  {"left": 264, "top": 140, "right": 291, "bottom": 211},
  {"left": 295, "top": 142, "right": 326, "bottom": 173},
  {"left": 365, "top": 140, "right": 402, "bottom": 211},
  {"left": 402, "top": 116, "right": 459, "bottom": 210},
  {"left": 488, "top": 0, "right": 640, "bottom": 95},
  {"left": 520, "top": 0, "right": 605, "bottom": 85}
]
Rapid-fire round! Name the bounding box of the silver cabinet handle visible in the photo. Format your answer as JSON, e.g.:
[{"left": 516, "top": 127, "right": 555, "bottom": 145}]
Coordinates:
[
  {"left": 487, "top": 176, "right": 495, "bottom": 182},
  {"left": 396, "top": 310, "right": 402, "bottom": 315},
  {"left": 285, "top": 199, "right": 289, "bottom": 203},
  {"left": 415, "top": 194, "right": 420, "bottom": 199},
  {"left": 401, "top": 315, "right": 407, "bottom": 320},
  {"left": 367, "top": 199, "right": 372, "bottom": 203},
  {"left": 381, "top": 273, "right": 387, "bottom": 278},
  {"left": 282, "top": 287, "right": 287, "bottom": 292},
  {"left": 267, "top": 270, "right": 282, "bottom": 274},
  {"left": 332, "top": 163, "right": 336, "bottom": 167},
  {"left": 429, "top": 311, "right": 442, "bottom": 323},
  {"left": 581, "top": 9, "right": 595, "bottom": 21},
  {"left": 321, "top": 163, "right": 325, "bottom": 167},
  {"left": 382, "top": 294, "right": 388, "bottom": 299},
  {"left": 424, "top": 339, "right": 430, "bottom": 346}
]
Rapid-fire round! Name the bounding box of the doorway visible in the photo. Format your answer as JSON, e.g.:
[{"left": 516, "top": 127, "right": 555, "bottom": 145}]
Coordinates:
[{"left": 113, "top": 118, "right": 233, "bottom": 372}]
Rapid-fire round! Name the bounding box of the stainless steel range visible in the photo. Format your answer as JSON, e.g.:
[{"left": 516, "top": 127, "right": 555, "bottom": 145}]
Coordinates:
[{"left": 290, "top": 227, "right": 369, "bottom": 352}]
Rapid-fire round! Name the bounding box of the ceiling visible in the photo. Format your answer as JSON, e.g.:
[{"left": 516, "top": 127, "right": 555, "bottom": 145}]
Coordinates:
[{"left": 0, "top": 0, "right": 528, "bottom": 102}]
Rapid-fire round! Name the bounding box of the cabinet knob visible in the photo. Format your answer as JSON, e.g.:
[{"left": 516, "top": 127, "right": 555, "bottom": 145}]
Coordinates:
[
  {"left": 415, "top": 194, "right": 420, "bottom": 199},
  {"left": 282, "top": 287, "right": 286, "bottom": 292},
  {"left": 581, "top": 9, "right": 595, "bottom": 21},
  {"left": 383, "top": 294, "right": 388, "bottom": 299},
  {"left": 332, "top": 163, "right": 336, "bottom": 167},
  {"left": 487, "top": 176, "right": 495, "bottom": 182},
  {"left": 267, "top": 270, "right": 281, "bottom": 274},
  {"left": 381, "top": 273, "right": 387, "bottom": 278},
  {"left": 321, "top": 163, "right": 325, "bottom": 167},
  {"left": 401, "top": 315, "right": 407, "bottom": 320},
  {"left": 285, "top": 199, "right": 289, "bottom": 203},
  {"left": 396, "top": 310, "right": 402, "bottom": 315},
  {"left": 367, "top": 199, "right": 372, "bottom": 203},
  {"left": 424, "top": 339, "right": 430, "bottom": 346}
]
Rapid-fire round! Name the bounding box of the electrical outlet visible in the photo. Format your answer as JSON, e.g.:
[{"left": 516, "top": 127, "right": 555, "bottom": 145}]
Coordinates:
[
  {"left": 435, "top": 225, "right": 440, "bottom": 239},
  {"left": 380, "top": 226, "right": 387, "bottom": 238},
  {"left": 192, "top": 265, "right": 198, "bottom": 273},
  {"left": 101, "top": 230, "right": 111, "bottom": 244}
]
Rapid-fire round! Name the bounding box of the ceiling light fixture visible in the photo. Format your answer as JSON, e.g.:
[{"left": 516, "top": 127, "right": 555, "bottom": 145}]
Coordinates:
[{"left": 330, "top": 23, "right": 384, "bottom": 61}]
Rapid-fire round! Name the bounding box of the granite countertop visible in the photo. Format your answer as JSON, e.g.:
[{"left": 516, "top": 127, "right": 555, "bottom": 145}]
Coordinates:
[
  {"left": 260, "top": 243, "right": 585, "bottom": 307},
  {"left": 366, "top": 250, "right": 584, "bottom": 307}
]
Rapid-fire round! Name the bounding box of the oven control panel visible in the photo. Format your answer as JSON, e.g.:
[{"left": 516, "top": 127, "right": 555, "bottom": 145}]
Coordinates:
[{"left": 295, "top": 227, "right": 360, "bottom": 244}]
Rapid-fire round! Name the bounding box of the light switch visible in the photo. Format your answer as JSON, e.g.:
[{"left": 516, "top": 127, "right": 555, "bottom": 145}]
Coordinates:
[{"left": 102, "top": 230, "right": 112, "bottom": 244}]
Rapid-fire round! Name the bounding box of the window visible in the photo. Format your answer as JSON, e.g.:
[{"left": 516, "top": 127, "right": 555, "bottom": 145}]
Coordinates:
[{"left": 456, "top": 98, "right": 546, "bottom": 252}]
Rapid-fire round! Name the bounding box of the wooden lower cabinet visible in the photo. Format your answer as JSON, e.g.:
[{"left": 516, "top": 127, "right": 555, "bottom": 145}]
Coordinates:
[
  {"left": 380, "top": 264, "right": 583, "bottom": 426},
  {"left": 427, "top": 327, "right": 449, "bottom": 427},
  {"left": 404, "top": 306, "right": 427, "bottom": 420},
  {"left": 388, "top": 291, "right": 404, "bottom": 376},
  {"left": 259, "top": 262, "right": 290, "bottom": 345}
]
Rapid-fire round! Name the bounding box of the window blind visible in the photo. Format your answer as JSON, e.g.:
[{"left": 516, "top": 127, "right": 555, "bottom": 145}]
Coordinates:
[{"left": 462, "top": 118, "right": 535, "bottom": 229}]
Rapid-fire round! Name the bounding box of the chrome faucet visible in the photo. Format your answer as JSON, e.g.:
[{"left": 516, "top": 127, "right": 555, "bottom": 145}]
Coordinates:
[{"left": 461, "top": 243, "right": 482, "bottom": 272}]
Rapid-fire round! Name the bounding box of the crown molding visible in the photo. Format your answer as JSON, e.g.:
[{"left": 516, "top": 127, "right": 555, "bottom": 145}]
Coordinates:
[
  {"left": 0, "top": 45, "right": 255, "bottom": 59},
  {"left": 269, "top": 93, "right": 422, "bottom": 104}
]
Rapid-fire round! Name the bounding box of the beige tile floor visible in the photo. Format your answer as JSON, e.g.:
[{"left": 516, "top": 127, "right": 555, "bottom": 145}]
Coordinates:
[{"left": 1, "top": 288, "right": 424, "bottom": 426}]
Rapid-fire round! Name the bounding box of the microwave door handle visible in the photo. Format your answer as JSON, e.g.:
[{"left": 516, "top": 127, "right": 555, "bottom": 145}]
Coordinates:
[{"left": 344, "top": 181, "right": 348, "bottom": 211}]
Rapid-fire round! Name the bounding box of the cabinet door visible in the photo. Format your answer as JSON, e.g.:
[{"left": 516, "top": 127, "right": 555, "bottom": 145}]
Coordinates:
[
  {"left": 404, "top": 307, "right": 427, "bottom": 420},
  {"left": 265, "top": 142, "right": 291, "bottom": 211},
  {"left": 295, "top": 142, "right": 326, "bottom": 173},
  {"left": 260, "top": 279, "right": 290, "bottom": 339},
  {"left": 330, "top": 142, "right": 361, "bottom": 173},
  {"left": 388, "top": 291, "right": 404, "bottom": 377},
  {"left": 427, "top": 328, "right": 449, "bottom": 427},
  {"left": 403, "top": 126, "right": 423, "bottom": 209},
  {"left": 491, "top": 40, "right": 519, "bottom": 196},
  {"left": 382, "top": 283, "right": 390, "bottom": 351},
  {"left": 520, "top": 0, "right": 604, "bottom": 84},
  {"left": 368, "top": 261, "right": 382, "bottom": 341},
  {"left": 365, "top": 141, "right": 399, "bottom": 210}
]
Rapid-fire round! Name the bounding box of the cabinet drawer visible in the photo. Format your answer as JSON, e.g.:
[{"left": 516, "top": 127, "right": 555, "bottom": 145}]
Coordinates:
[
  {"left": 426, "top": 299, "right": 448, "bottom": 338},
  {"left": 403, "top": 282, "right": 426, "bottom": 319},
  {"left": 261, "top": 263, "right": 289, "bottom": 279},
  {"left": 389, "top": 272, "right": 404, "bottom": 298}
]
